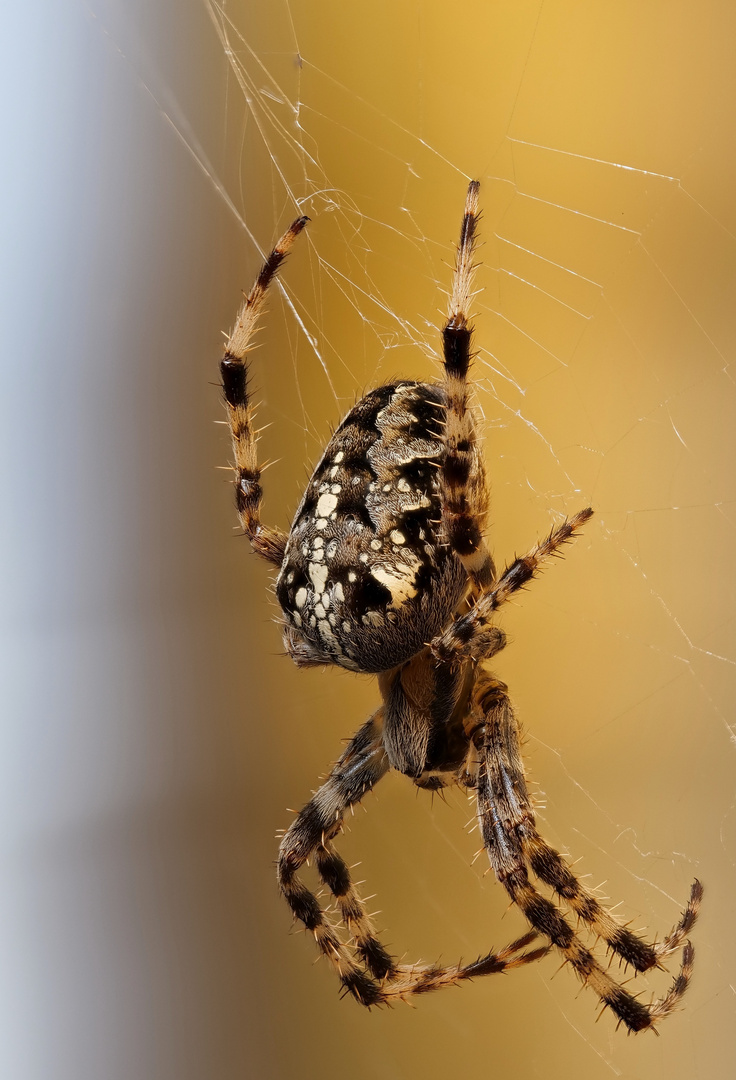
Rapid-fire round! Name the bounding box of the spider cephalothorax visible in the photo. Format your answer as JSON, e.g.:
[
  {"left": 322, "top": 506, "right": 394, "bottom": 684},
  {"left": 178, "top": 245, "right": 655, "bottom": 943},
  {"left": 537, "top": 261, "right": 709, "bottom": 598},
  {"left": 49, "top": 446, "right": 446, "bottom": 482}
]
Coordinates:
[{"left": 219, "top": 182, "right": 701, "bottom": 1030}]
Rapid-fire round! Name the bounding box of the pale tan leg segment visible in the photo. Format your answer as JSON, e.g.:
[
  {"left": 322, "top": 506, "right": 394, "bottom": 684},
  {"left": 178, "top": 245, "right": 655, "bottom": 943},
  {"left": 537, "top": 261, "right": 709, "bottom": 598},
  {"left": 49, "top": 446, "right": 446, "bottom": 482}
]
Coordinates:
[{"left": 220, "top": 216, "right": 309, "bottom": 564}]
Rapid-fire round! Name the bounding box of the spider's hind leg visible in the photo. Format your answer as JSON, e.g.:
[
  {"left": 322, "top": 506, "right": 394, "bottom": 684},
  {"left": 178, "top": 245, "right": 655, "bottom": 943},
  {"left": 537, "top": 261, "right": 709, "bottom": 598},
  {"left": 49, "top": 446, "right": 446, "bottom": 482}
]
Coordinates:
[
  {"left": 220, "top": 215, "right": 308, "bottom": 565},
  {"left": 439, "top": 180, "right": 496, "bottom": 592}
]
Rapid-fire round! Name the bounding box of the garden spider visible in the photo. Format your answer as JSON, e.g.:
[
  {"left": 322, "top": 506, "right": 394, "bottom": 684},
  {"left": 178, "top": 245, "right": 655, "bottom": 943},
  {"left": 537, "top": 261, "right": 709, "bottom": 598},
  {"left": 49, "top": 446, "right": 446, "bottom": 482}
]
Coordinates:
[{"left": 219, "top": 181, "right": 701, "bottom": 1031}]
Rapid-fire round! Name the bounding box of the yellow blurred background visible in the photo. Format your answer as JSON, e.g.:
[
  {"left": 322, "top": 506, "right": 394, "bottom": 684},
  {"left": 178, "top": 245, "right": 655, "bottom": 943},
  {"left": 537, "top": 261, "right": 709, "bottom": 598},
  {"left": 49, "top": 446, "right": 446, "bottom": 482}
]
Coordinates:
[{"left": 2, "top": 1, "right": 733, "bottom": 1077}]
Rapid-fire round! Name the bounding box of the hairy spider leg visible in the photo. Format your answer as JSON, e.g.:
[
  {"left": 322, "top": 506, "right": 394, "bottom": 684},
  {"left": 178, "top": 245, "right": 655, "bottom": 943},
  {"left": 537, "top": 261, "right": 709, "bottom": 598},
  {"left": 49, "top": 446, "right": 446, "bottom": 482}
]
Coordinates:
[
  {"left": 473, "top": 672, "right": 702, "bottom": 971},
  {"left": 439, "top": 180, "right": 496, "bottom": 592},
  {"left": 278, "top": 711, "right": 548, "bottom": 1004},
  {"left": 220, "top": 215, "right": 309, "bottom": 565},
  {"left": 472, "top": 675, "right": 700, "bottom": 1032},
  {"left": 431, "top": 507, "right": 594, "bottom": 664},
  {"left": 278, "top": 711, "right": 394, "bottom": 1001}
]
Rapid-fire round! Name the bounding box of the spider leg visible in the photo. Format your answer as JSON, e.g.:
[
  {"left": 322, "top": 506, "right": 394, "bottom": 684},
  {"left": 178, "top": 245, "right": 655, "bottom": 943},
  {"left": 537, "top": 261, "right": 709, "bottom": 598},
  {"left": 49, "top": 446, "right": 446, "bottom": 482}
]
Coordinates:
[
  {"left": 430, "top": 508, "right": 593, "bottom": 664},
  {"left": 279, "top": 710, "right": 549, "bottom": 1004},
  {"left": 369, "top": 929, "right": 549, "bottom": 1002},
  {"left": 475, "top": 673, "right": 702, "bottom": 972},
  {"left": 435, "top": 191, "right": 595, "bottom": 678},
  {"left": 220, "top": 215, "right": 309, "bottom": 565},
  {"left": 472, "top": 673, "right": 700, "bottom": 1032},
  {"left": 440, "top": 180, "right": 496, "bottom": 592},
  {"left": 278, "top": 710, "right": 396, "bottom": 999}
]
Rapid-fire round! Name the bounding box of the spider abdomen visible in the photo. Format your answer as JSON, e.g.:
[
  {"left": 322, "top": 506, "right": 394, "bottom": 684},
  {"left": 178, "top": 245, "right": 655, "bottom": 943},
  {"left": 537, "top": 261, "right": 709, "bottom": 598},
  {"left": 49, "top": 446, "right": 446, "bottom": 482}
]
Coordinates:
[{"left": 276, "top": 382, "right": 467, "bottom": 672}]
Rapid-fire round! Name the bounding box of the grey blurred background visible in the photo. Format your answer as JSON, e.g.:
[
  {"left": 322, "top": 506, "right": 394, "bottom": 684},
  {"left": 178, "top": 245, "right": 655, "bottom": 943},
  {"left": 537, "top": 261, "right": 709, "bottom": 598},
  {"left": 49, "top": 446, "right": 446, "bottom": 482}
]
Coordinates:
[{"left": 1, "top": 2, "right": 734, "bottom": 1078}]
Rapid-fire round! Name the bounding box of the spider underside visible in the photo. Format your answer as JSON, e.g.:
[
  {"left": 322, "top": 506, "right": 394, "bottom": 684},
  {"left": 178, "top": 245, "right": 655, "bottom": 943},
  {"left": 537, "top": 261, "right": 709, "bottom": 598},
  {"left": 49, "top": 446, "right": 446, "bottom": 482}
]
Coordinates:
[{"left": 219, "top": 182, "right": 701, "bottom": 1031}]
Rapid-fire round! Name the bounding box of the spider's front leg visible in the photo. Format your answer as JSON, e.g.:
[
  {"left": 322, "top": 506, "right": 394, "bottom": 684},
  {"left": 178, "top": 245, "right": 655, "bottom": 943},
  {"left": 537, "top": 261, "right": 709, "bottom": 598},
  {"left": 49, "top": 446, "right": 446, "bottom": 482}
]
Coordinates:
[
  {"left": 277, "top": 710, "right": 396, "bottom": 1002},
  {"left": 471, "top": 672, "right": 701, "bottom": 1031},
  {"left": 220, "top": 216, "right": 309, "bottom": 565},
  {"left": 279, "top": 707, "right": 549, "bottom": 1005}
]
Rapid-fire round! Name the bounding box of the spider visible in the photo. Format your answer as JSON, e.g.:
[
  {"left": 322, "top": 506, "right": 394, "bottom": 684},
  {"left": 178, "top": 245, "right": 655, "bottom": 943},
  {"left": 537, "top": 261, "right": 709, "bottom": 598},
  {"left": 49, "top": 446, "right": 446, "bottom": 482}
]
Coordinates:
[{"left": 219, "top": 181, "right": 701, "bottom": 1031}]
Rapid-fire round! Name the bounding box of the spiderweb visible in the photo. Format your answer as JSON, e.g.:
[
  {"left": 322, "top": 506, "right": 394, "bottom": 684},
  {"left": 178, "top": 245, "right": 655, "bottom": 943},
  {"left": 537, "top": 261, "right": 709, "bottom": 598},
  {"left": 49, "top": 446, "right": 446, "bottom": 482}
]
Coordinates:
[{"left": 78, "top": 1, "right": 736, "bottom": 1077}]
